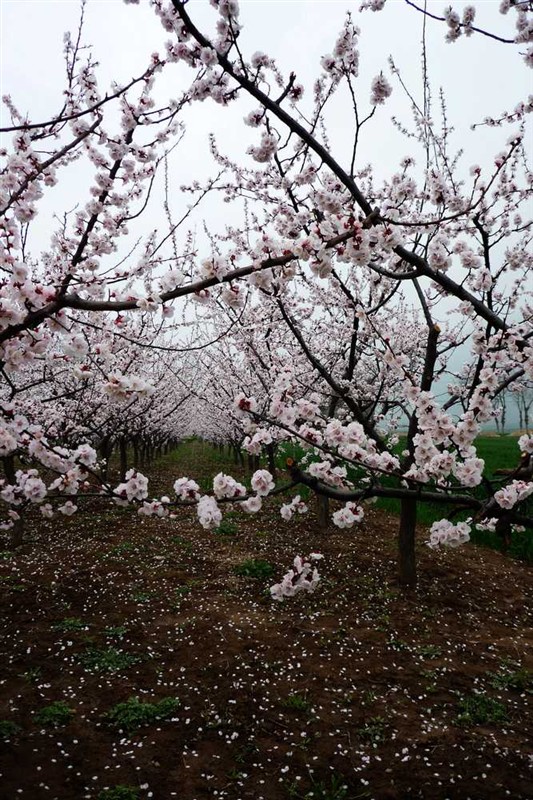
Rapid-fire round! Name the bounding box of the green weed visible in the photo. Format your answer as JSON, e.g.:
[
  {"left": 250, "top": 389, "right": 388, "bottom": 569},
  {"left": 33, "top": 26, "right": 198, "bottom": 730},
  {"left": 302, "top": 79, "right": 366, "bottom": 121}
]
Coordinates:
[
  {"left": 35, "top": 701, "right": 74, "bottom": 727},
  {"left": 0, "top": 720, "right": 22, "bottom": 739},
  {"left": 489, "top": 666, "right": 532, "bottom": 693},
  {"left": 234, "top": 559, "right": 275, "bottom": 580},
  {"left": 418, "top": 644, "right": 442, "bottom": 659},
  {"left": 104, "top": 625, "right": 128, "bottom": 639},
  {"left": 357, "top": 716, "right": 387, "bottom": 745},
  {"left": 19, "top": 666, "right": 42, "bottom": 683},
  {"left": 105, "top": 696, "right": 180, "bottom": 733},
  {"left": 217, "top": 519, "right": 238, "bottom": 537},
  {"left": 97, "top": 787, "right": 140, "bottom": 800},
  {"left": 290, "top": 773, "right": 350, "bottom": 799},
  {"left": 79, "top": 647, "right": 140, "bottom": 673},
  {"left": 282, "top": 692, "right": 311, "bottom": 712},
  {"left": 455, "top": 693, "right": 508, "bottom": 726},
  {"left": 53, "top": 617, "right": 88, "bottom": 633}
]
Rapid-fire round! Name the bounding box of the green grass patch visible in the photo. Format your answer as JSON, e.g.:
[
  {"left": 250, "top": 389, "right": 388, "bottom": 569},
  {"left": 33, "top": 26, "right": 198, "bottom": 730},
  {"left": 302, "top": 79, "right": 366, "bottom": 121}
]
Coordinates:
[
  {"left": 234, "top": 559, "right": 276, "bottom": 580},
  {"left": 489, "top": 665, "right": 532, "bottom": 693},
  {"left": 104, "top": 625, "right": 128, "bottom": 639},
  {"left": 53, "top": 617, "right": 88, "bottom": 633},
  {"left": 98, "top": 787, "right": 140, "bottom": 800},
  {"left": 105, "top": 696, "right": 180, "bottom": 733},
  {"left": 357, "top": 716, "right": 387, "bottom": 745},
  {"left": 79, "top": 647, "right": 141, "bottom": 673},
  {"left": 216, "top": 519, "right": 239, "bottom": 537},
  {"left": 289, "top": 774, "right": 349, "bottom": 799},
  {"left": 0, "top": 720, "right": 22, "bottom": 739},
  {"left": 282, "top": 692, "right": 311, "bottom": 712},
  {"left": 35, "top": 701, "right": 74, "bottom": 727},
  {"left": 455, "top": 693, "right": 508, "bottom": 726}
]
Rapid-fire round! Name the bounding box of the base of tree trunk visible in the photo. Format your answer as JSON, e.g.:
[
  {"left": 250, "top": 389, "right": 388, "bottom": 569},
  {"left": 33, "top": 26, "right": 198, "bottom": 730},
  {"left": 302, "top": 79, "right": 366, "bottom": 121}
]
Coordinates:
[
  {"left": 398, "top": 497, "right": 417, "bottom": 588},
  {"left": 316, "top": 494, "right": 330, "bottom": 529}
]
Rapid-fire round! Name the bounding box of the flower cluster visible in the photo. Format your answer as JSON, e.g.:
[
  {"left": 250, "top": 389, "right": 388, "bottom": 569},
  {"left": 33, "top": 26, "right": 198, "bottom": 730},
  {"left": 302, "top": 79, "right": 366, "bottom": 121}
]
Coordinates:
[
  {"left": 427, "top": 519, "right": 471, "bottom": 548},
  {"left": 114, "top": 470, "right": 149, "bottom": 504},
  {"left": 270, "top": 553, "right": 323, "bottom": 601},
  {"left": 250, "top": 469, "right": 275, "bottom": 496},
  {"left": 494, "top": 480, "right": 533, "bottom": 510},
  {"left": 213, "top": 472, "right": 246, "bottom": 498},
  {"left": 280, "top": 494, "right": 308, "bottom": 521},
  {"left": 173, "top": 478, "right": 200, "bottom": 501},
  {"left": 332, "top": 502, "right": 365, "bottom": 529},
  {"left": 197, "top": 495, "right": 222, "bottom": 529}
]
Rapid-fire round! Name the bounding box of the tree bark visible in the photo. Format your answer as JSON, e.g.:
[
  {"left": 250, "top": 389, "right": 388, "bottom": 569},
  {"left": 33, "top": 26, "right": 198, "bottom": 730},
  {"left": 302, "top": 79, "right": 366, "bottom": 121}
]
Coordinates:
[
  {"left": 398, "top": 496, "right": 417, "bottom": 588},
  {"left": 2, "top": 456, "right": 24, "bottom": 548},
  {"left": 316, "top": 493, "right": 330, "bottom": 529},
  {"left": 99, "top": 436, "right": 112, "bottom": 482},
  {"left": 119, "top": 437, "right": 128, "bottom": 480},
  {"left": 266, "top": 443, "right": 277, "bottom": 479}
]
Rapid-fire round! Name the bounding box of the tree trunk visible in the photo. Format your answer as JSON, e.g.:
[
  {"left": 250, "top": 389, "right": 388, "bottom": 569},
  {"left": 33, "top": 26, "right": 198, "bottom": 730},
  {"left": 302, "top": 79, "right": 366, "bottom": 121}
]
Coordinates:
[
  {"left": 316, "top": 493, "right": 330, "bottom": 529},
  {"left": 2, "top": 456, "right": 24, "bottom": 548},
  {"left": 398, "top": 496, "right": 417, "bottom": 588},
  {"left": 266, "top": 443, "right": 277, "bottom": 479},
  {"left": 99, "top": 437, "right": 112, "bottom": 482},
  {"left": 119, "top": 437, "right": 128, "bottom": 480},
  {"left": 10, "top": 517, "right": 24, "bottom": 549}
]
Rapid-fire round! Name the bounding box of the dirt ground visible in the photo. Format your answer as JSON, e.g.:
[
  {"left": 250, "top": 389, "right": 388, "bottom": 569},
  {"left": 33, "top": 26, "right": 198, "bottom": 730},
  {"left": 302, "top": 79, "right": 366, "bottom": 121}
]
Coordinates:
[{"left": 0, "top": 449, "right": 531, "bottom": 800}]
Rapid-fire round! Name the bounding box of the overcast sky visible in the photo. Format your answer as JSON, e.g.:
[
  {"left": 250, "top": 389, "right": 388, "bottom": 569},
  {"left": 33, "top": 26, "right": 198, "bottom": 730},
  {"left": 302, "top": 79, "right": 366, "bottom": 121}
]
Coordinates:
[
  {"left": 1, "top": 0, "right": 529, "bottom": 242},
  {"left": 1, "top": 0, "right": 531, "bottom": 427}
]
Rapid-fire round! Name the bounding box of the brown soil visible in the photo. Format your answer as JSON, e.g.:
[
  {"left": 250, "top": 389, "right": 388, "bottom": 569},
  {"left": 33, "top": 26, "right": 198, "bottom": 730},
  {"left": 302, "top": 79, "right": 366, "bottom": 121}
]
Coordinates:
[{"left": 0, "top": 450, "right": 531, "bottom": 800}]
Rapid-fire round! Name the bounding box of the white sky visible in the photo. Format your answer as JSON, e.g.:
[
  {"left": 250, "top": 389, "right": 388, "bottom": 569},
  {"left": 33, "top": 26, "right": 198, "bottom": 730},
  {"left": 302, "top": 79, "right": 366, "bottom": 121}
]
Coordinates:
[
  {"left": 1, "top": 0, "right": 531, "bottom": 426},
  {"left": 2, "top": 0, "right": 530, "bottom": 202}
]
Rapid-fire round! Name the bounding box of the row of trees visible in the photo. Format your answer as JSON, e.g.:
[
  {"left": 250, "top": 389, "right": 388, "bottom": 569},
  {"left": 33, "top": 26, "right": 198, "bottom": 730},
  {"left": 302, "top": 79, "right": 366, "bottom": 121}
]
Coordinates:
[{"left": 0, "top": 0, "right": 532, "bottom": 587}]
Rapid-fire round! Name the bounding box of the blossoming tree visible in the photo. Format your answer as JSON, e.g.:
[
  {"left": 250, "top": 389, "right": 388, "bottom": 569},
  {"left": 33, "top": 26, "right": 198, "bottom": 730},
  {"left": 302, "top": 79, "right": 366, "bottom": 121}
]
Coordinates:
[{"left": 1, "top": 0, "right": 532, "bottom": 590}]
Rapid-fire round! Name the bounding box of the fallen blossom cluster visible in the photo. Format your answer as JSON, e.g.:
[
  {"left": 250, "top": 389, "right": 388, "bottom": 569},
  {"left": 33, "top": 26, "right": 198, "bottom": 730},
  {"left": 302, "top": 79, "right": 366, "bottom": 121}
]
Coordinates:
[{"left": 270, "top": 553, "right": 324, "bottom": 601}]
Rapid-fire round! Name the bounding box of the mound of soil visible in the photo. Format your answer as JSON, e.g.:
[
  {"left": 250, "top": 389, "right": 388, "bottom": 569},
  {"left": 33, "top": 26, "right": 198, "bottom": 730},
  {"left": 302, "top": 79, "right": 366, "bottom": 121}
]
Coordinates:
[{"left": 0, "top": 452, "right": 531, "bottom": 800}]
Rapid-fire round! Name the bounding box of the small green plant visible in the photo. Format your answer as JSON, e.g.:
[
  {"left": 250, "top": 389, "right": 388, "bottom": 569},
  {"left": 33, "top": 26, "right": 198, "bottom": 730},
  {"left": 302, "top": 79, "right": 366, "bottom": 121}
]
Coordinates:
[
  {"left": 375, "top": 613, "right": 391, "bottom": 632},
  {"left": 170, "top": 583, "right": 193, "bottom": 611},
  {"left": 361, "top": 690, "right": 378, "bottom": 706},
  {"left": 105, "top": 696, "right": 180, "bottom": 733},
  {"left": 358, "top": 716, "right": 386, "bottom": 745},
  {"left": 234, "top": 558, "right": 275, "bottom": 580},
  {"left": 53, "top": 617, "right": 88, "bottom": 633},
  {"left": 0, "top": 720, "right": 22, "bottom": 739},
  {"left": 388, "top": 637, "right": 409, "bottom": 652},
  {"left": 216, "top": 519, "right": 238, "bottom": 537},
  {"left": 79, "top": 647, "right": 140, "bottom": 673},
  {"left": 292, "top": 773, "right": 349, "bottom": 799},
  {"left": 19, "top": 666, "right": 42, "bottom": 683},
  {"left": 35, "top": 701, "right": 74, "bottom": 727},
  {"left": 421, "top": 669, "right": 439, "bottom": 694},
  {"left": 418, "top": 644, "right": 442, "bottom": 659},
  {"left": 97, "top": 787, "right": 140, "bottom": 800},
  {"left": 227, "top": 768, "right": 247, "bottom": 781},
  {"left": 235, "top": 742, "right": 259, "bottom": 763},
  {"left": 455, "top": 693, "right": 509, "bottom": 726},
  {"left": 106, "top": 542, "right": 136, "bottom": 558},
  {"left": 131, "top": 590, "right": 155, "bottom": 603},
  {"left": 282, "top": 692, "right": 311, "bottom": 712},
  {"left": 104, "top": 625, "right": 128, "bottom": 639},
  {"left": 169, "top": 534, "right": 192, "bottom": 550},
  {"left": 489, "top": 666, "right": 532, "bottom": 693}
]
